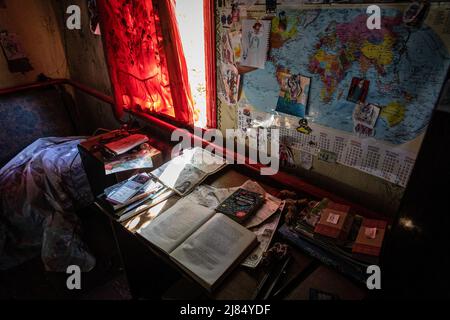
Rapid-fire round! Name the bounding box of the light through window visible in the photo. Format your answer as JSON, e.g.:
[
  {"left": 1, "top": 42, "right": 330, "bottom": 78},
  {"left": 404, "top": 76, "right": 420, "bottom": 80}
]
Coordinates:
[{"left": 175, "top": 0, "right": 207, "bottom": 128}]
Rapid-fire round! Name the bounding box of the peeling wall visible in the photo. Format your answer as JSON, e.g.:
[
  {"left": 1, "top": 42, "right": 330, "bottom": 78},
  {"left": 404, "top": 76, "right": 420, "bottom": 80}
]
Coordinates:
[
  {"left": 0, "top": 0, "right": 68, "bottom": 87},
  {"left": 0, "top": 0, "right": 118, "bottom": 135},
  {"left": 51, "top": 0, "right": 119, "bottom": 134}
]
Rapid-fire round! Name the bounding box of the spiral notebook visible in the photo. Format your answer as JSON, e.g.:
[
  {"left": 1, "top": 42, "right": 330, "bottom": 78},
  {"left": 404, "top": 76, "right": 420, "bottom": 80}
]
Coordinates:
[{"left": 241, "top": 19, "right": 271, "bottom": 69}]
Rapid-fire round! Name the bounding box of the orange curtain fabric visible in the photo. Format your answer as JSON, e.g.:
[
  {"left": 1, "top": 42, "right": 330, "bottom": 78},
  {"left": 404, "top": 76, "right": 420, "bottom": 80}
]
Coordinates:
[
  {"left": 157, "top": 0, "right": 194, "bottom": 125},
  {"left": 97, "top": 0, "right": 194, "bottom": 126}
]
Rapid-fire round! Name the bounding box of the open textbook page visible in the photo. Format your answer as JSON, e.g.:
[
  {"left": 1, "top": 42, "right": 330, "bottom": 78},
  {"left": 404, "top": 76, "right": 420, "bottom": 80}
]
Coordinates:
[
  {"left": 170, "top": 213, "right": 257, "bottom": 290},
  {"left": 137, "top": 198, "right": 215, "bottom": 253}
]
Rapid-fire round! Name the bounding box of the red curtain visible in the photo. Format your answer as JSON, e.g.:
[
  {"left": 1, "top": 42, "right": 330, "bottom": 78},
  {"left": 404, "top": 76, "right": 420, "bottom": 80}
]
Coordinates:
[
  {"left": 204, "top": 0, "right": 216, "bottom": 128},
  {"left": 97, "top": 0, "right": 194, "bottom": 126}
]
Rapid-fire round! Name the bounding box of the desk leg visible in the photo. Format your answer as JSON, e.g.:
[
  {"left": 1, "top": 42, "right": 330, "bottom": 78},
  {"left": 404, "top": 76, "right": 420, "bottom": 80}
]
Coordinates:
[{"left": 109, "top": 221, "right": 180, "bottom": 299}]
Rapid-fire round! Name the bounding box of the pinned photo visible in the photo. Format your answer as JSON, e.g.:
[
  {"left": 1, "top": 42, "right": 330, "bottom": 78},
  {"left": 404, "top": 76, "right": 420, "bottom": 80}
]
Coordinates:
[
  {"left": 221, "top": 63, "right": 240, "bottom": 104},
  {"left": 221, "top": 32, "right": 234, "bottom": 64},
  {"left": 280, "top": 144, "right": 296, "bottom": 168},
  {"left": 241, "top": 19, "right": 271, "bottom": 69},
  {"left": 228, "top": 30, "right": 242, "bottom": 63},
  {"left": 231, "top": 2, "right": 240, "bottom": 23},
  {"left": 275, "top": 71, "right": 311, "bottom": 118},
  {"left": 318, "top": 150, "right": 337, "bottom": 164},
  {"left": 353, "top": 103, "right": 381, "bottom": 128},
  {"left": 220, "top": 9, "right": 233, "bottom": 27},
  {"left": 347, "top": 78, "right": 370, "bottom": 103},
  {"left": 354, "top": 123, "right": 375, "bottom": 138},
  {"left": 296, "top": 118, "right": 313, "bottom": 135}
]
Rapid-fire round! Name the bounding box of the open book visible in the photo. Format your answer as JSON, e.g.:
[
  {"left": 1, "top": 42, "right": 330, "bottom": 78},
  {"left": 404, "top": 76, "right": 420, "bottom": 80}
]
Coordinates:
[
  {"left": 151, "top": 148, "right": 227, "bottom": 196},
  {"left": 137, "top": 198, "right": 257, "bottom": 291}
]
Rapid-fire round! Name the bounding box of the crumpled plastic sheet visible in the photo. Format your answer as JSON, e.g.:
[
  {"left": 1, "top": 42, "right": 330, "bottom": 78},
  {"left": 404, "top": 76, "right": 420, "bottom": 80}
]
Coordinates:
[{"left": 0, "top": 137, "right": 95, "bottom": 272}]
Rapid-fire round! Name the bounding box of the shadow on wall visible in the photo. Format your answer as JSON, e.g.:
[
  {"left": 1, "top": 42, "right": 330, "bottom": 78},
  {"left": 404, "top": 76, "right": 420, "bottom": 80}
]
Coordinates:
[
  {"left": 51, "top": 0, "right": 119, "bottom": 133},
  {"left": 0, "top": 87, "right": 76, "bottom": 166}
]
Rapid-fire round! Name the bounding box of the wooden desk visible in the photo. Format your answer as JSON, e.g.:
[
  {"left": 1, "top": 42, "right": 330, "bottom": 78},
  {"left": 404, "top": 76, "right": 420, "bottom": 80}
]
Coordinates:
[{"left": 96, "top": 166, "right": 366, "bottom": 300}]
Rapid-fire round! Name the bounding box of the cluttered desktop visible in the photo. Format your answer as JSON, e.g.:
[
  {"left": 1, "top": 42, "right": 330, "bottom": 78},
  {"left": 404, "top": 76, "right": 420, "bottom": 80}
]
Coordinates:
[{"left": 1, "top": 0, "right": 449, "bottom": 305}]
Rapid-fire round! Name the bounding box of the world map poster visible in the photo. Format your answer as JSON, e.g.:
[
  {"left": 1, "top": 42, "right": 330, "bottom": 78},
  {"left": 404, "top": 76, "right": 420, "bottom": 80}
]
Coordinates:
[
  {"left": 221, "top": 3, "right": 450, "bottom": 186},
  {"left": 241, "top": 5, "right": 450, "bottom": 145}
]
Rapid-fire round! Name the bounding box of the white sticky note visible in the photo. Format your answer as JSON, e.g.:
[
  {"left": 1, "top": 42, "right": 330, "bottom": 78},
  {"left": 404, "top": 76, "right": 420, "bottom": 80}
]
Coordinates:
[
  {"left": 326, "top": 213, "right": 340, "bottom": 225},
  {"left": 365, "top": 227, "right": 377, "bottom": 239}
]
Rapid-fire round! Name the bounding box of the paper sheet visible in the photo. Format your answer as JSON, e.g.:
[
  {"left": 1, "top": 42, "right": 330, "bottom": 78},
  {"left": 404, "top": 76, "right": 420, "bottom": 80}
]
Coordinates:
[
  {"left": 237, "top": 106, "right": 417, "bottom": 187},
  {"left": 242, "top": 211, "right": 282, "bottom": 268},
  {"left": 244, "top": 193, "right": 282, "bottom": 229},
  {"left": 241, "top": 19, "right": 271, "bottom": 69}
]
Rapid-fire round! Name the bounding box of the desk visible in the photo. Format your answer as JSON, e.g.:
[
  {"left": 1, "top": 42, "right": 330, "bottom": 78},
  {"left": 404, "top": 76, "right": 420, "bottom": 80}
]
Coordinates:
[{"left": 95, "top": 166, "right": 366, "bottom": 300}]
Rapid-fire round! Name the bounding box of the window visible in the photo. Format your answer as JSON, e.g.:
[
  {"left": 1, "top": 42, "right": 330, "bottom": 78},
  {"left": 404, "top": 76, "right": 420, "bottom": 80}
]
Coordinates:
[
  {"left": 175, "top": 0, "right": 207, "bottom": 128},
  {"left": 97, "top": 0, "right": 215, "bottom": 128}
]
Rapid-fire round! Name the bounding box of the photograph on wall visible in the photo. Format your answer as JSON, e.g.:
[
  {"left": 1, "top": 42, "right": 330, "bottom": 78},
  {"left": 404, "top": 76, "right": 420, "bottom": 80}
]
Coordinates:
[
  {"left": 279, "top": 144, "right": 296, "bottom": 168},
  {"left": 353, "top": 103, "right": 381, "bottom": 128},
  {"left": 270, "top": 10, "right": 297, "bottom": 49},
  {"left": 220, "top": 31, "right": 234, "bottom": 65},
  {"left": 275, "top": 70, "right": 311, "bottom": 118},
  {"left": 228, "top": 30, "right": 242, "bottom": 63},
  {"left": 241, "top": 19, "right": 271, "bottom": 69},
  {"left": 347, "top": 77, "right": 370, "bottom": 103},
  {"left": 354, "top": 123, "right": 375, "bottom": 138},
  {"left": 220, "top": 8, "right": 233, "bottom": 28},
  {"left": 221, "top": 63, "right": 240, "bottom": 104}
]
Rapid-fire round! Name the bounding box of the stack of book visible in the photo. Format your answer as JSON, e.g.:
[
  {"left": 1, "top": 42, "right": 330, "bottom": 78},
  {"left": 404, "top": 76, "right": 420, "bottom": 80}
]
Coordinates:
[
  {"left": 278, "top": 198, "right": 388, "bottom": 283},
  {"left": 98, "top": 148, "right": 228, "bottom": 222},
  {"left": 98, "top": 172, "right": 174, "bottom": 222}
]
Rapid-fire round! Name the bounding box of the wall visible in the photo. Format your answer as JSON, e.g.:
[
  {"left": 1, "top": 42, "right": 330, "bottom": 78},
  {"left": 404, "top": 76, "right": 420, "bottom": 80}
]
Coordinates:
[
  {"left": 0, "top": 0, "right": 118, "bottom": 135},
  {"left": 0, "top": 0, "right": 68, "bottom": 87}
]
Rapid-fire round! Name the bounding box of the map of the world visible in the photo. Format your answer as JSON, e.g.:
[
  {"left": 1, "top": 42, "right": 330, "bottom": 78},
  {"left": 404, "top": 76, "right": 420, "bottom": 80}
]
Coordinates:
[{"left": 242, "top": 7, "right": 450, "bottom": 145}]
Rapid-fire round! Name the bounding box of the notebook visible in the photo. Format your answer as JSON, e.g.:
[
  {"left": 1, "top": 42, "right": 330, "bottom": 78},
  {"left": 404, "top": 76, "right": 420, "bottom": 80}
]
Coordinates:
[
  {"left": 137, "top": 198, "right": 258, "bottom": 291},
  {"left": 241, "top": 19, "right": 271, "bottom": 69}
]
